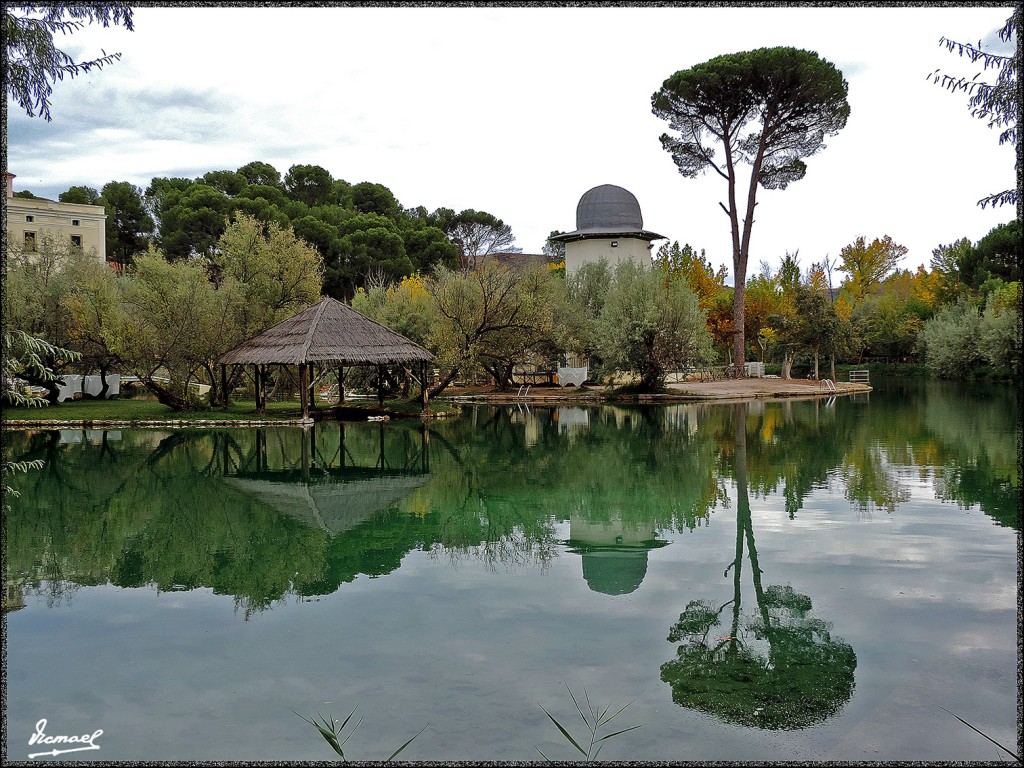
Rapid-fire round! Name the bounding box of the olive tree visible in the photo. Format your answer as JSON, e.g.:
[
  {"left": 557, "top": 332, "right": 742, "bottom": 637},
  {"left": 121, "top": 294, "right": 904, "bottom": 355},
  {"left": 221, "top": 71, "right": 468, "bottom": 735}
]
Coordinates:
[
  {"left": 105, "top": 250, "right": 232, "bottom": 410},
  {"left": 653, "top": 47, "right": 850, "bottom": 373},
  {"left": 593, "top": 261, "right": 715, "bottom": 391},
  {"left": 428, "top": 260, "right": 557, "bottom": 393}
]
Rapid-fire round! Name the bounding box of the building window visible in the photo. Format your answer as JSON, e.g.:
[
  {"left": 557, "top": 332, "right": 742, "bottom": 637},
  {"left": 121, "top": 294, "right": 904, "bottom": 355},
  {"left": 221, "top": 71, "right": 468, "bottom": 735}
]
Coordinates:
[
  {"left": 25, "top": 215, "right": 33, "bottom": 222},
  {"left": 24, "top": 232, "right": 36, "bottom": 251},
  {"left": 71, "top": 235, "right": 83, "bottom": 248},
  {"left": 72, "top": 219, "right": 80, "bottom": 226}
]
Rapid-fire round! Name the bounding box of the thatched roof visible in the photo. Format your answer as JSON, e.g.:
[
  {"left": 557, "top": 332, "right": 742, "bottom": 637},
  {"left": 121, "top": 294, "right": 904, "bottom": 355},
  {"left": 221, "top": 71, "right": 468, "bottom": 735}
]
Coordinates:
[{"left": 219, "top": 297, "right": 433, "bottom": 366}]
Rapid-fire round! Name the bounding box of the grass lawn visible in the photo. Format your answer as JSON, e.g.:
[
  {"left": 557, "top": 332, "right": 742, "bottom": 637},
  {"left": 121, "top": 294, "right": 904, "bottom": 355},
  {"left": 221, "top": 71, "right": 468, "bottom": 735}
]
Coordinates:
[{"left": 2, "top": 397, "right": 455, "bottom": 423}]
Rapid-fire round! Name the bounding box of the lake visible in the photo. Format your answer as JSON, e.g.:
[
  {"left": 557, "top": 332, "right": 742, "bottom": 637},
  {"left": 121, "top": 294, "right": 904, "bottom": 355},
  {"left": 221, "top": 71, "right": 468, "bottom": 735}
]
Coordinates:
[{"left": 3, "top": 380, "right": 1018, "bottom": 761}]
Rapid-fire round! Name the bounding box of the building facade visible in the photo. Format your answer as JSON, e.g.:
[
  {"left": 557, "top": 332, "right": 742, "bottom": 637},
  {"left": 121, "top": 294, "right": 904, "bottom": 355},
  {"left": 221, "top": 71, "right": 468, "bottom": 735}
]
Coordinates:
[
  {"left": 551, "top": 184, "right": 665, "bottom": 274},
  {"left": 5, "top": 172, "right": 107, "bottom": 261}
]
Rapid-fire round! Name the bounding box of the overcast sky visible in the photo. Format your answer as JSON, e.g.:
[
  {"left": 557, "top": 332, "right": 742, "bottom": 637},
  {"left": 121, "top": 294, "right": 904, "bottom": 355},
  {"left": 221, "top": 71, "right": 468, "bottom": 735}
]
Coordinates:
[{"left": 6, "top": 4, "right": 1017, "bottom": 279}]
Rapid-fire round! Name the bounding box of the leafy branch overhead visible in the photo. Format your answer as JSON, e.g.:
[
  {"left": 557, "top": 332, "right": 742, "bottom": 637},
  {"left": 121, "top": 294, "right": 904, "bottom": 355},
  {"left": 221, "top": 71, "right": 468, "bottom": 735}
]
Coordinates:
[
  {"left": 4, "top": 3, "right": 135, "bottom": 121},
  {"left": 928, "top": 9, "right": 1020, "bottom": 210}
]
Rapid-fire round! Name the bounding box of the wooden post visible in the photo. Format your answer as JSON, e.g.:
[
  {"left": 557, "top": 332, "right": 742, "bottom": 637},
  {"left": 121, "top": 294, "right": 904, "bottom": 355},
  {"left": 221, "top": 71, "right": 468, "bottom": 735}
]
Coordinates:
[
  {"left": 308, "top": 364, "right": 316, "bottom": 411},
  {"left": 221, "top": 364, "right": 229, "bottom": 407},
  {"left": 337, "top": 367, "right": 345, "bottom": 405},
  {"left": 255, "top": 365, "right": 265, "bottom": 414},
  {"left": 299, "top": 363, "right": 309, "bottom": 420},
  {"left": 377, "top": 364, "right": 385, "bottom": 406},
  {"left": 419, "top": 361, "right": 429, "bottom": 412}
]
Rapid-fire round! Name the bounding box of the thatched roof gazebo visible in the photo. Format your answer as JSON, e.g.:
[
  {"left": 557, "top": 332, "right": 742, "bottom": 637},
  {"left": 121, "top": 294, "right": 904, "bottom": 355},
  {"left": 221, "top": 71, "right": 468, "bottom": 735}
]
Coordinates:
[{"left": 218, "top": 297, "right": 433, "bottom": 418}]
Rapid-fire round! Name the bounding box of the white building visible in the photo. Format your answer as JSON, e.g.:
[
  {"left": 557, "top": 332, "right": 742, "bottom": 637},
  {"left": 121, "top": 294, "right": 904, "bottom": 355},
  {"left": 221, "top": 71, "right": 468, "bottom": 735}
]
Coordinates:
[{"left": 552, "top": 184, "right": 666, "bottom": 274}]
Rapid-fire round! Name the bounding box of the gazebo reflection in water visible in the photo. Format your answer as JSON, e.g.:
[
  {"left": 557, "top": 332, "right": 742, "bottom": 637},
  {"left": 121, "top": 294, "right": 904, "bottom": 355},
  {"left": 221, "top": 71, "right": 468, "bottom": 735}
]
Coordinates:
[{"left": 217, "top": 422, "right": 431, "bottom": 537}]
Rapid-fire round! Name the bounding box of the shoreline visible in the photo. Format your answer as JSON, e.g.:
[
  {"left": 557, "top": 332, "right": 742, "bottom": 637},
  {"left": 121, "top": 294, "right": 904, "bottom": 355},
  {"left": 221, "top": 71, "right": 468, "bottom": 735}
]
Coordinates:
[{"left": 1, "top": 378, "right": 872, "bottom": 429}]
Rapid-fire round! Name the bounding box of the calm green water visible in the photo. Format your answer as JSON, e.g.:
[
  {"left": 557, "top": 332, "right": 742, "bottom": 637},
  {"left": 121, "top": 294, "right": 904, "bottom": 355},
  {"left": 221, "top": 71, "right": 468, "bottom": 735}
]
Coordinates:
[{"left": 3, "top": 380, "right": 1018, "bottom": 761}]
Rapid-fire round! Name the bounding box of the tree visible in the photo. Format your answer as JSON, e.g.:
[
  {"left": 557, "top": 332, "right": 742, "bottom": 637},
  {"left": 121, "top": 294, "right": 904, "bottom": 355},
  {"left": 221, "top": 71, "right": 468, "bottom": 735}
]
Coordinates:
[
  {"left": 59, "top": 185, "right": 101, "bottom": 205},
  {"left": 971, "top": 220, "right": 1022, "bottom": 286},
  {"left": 105, "top": 250, "right": 231, "bottom": 409},
  {"left": 3, "top": 233, "right": 82, "bottom": 401},
  {"left": 236, "top": 161, "right": 282, "bottom": 188},
  {"left": 654, "top": 241, "right": 729, "bottom": 314},
  {"left": 211, "top": 212, "right": 323, "bottom": 339},
  {"left": 4, "top": 3, "right": 134, "bottom": 121},
  {"left": 200, "top": 170, "right": 247, "bottom": 196},
  {"left": 428, "top": 261, "right": 556, "bottom": 392},
  {"left": 653, "top": 47, "right": 850, "bottom": 374},
  {"left": 101, "top": 180, "right": 155, "bottom": 267},
  {"left": 543, "top": 231, "right": 566, "bottom": 263},
  {"left": 402, "top": 226, "right": 459, "bottom": 273},
  {"left": 594, "top": 261, "right": 715, "bottom": 390},
  {"left": 978, "top": 281, "right": 1022, "bottom": 374},
  {"left": 838, "top": 235, "right": 908, "bottom": 305},
  {"left": 284, "top": 164, "right": 335, "bottom": 208},
  {"left": 350, "top": 181, "right": 400, "bottom": 219},
  {"left": 917, "top": 299, "right": 985, "bottom": 379},
  {"left": 155, "top": 183, "right": 231, "bottom": 260},
  {"left": 60, "top": 248, "right": 123, "bottom": 395},
  {"left": 930, "top": 9, "right": 1019, "bottom": 210},
  {"left": 930, "top": 237, "right": 975, "bottom": 305},
  {"left": 443, "top": 209, "right": 518, "bottom": 273}
]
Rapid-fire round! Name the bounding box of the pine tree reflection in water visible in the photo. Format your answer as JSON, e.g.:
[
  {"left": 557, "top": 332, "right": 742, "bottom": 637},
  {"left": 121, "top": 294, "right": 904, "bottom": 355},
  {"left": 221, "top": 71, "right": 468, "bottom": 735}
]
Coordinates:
[{"left": 660, "top": 402, "right": 857, "bottom": 730}]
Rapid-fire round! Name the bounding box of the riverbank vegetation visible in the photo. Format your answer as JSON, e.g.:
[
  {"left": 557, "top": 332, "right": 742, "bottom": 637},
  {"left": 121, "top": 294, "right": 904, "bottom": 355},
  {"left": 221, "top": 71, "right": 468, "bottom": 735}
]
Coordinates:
[{"left": 4, "top": 8, "right": 1018, "bottom": 413}]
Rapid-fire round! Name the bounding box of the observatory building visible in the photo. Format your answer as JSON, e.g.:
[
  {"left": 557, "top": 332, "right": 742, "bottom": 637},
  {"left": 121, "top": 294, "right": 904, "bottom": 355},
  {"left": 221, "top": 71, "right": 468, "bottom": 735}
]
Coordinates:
[{"left": 552, "top": 184, "right": 666, "bottom": 274}]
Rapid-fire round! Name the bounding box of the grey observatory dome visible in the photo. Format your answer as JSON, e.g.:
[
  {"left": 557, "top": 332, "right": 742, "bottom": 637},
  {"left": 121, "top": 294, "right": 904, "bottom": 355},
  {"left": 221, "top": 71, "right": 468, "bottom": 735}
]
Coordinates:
[{"left": 576, "top": 184, "right": 644, "bottom": 231}]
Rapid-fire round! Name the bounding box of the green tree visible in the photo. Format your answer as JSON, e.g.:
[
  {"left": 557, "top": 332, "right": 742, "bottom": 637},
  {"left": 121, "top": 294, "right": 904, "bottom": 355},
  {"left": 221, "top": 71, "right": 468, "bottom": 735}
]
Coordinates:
[
  {"left": 917, "top": 299, "right": 985, "bottom": 379},
  {"left": 350, "top": 181, "right": 400, "bottom": 219},
  {"left": 930, "top": 237, "right": 975, "bottom": 305},
  {"left": 402, "top": 226, "right": 460, "bottom": 273},
  {"left": 211, "top": 212, "right": 324, "bottom": 340},
  {"left": 284, "top": 164, "right": 335, "bottom": 208},
  {"left": 543, "top": 230, "right": 566, "bottom": 263},
  {"left": 978, "top": 281, "right": 1022, "bottom": 374},
  {"left": 2, "top": 233, "right": 82, "bottom": 400},
  {"left": 789, "top": 280, "right": 850, "bottom": 379},
  {"left": 101, "top": 180, "right": 155, "bottom": 267},
  {"left": 443, "top": 209, "right": 518, "bottom": 273},
  {"left": 971, "top": 220, "right": 1022, "bottom": 287},
  {"left": 4, "top": 3, "right": 134, "bottom": 121},
  {"left": 930, "top": 9, "right": 1019, "bottom": 210},
  {"left": 838, "top": 235, "right": 908, "bottom": 306},
  {"left": 155, "top": 183, "right": 231, "bottom": 260},
  {"left": 236, "top": 161, "right": 282, "bottom": 188},
  {"left": 59, "top": 248, "right": 122, "bottom": 395},
  {"left": 594, "top": 261, "right": 715, "bottom": 390},
  {"left": 560, "top": 259, "right": 613, "bottom": 365},
  {"left": 105, "top": 250, "right": 231, "bottom": 409},
  {"left": 428, "top": 261, "right": 557, "bottom": 392},
  {"left": 653, "top": 47, "right": 850, "bottom": 374},
  {"left": 200, "top": 170, "right": 247, "bottom": 196},
  {"left": 59, "top": 185, "right": 101, "bottom": 205}
]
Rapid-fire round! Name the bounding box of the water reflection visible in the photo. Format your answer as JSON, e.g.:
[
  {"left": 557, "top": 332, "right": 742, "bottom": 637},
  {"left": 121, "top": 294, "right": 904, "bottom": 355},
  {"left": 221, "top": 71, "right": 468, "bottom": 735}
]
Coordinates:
[
  {"left": 220, "top": 423, "right": 431, "bottom": 536},
  {"left": 3, "top": 383, "right": 1018, "bottom": 618},
  {"left": 660, "top": 403, "right": 857, "bottom": 729},
  {"left": 565, "top": 514, "right": 668, "bottom": 595}
]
